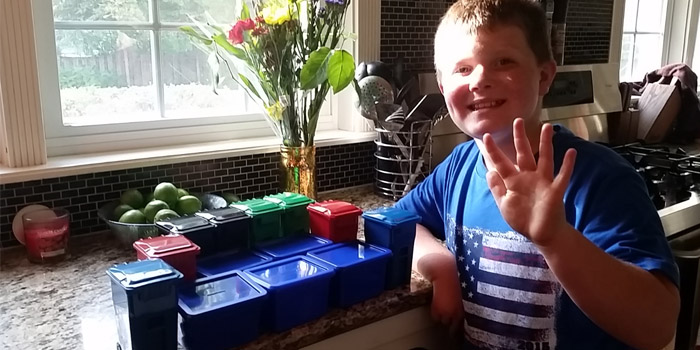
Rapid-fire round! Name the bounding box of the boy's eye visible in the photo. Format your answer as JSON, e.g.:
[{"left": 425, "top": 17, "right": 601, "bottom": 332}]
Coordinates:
[
  {"left": 496, "top": 58, "right": 514, "bottom": 66},
  {"left": 456, "top": 66, "right": 472, "bottom": 74}
]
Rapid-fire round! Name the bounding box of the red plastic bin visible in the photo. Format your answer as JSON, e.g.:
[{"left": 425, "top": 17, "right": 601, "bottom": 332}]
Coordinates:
[
  {"left": 133, "top": 234, "right": 200, "bottom": 281},
  {"left": 307, "top": 200, "right": 363, "bottom": 242}
]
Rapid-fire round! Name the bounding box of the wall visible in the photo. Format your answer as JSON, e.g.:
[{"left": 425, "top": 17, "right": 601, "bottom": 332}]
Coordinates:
[
  {"left": 0, "top": 143, "right": 374, "bottom": 248},
  {"left": 379, "top": 0, "right": 614, "bottom": 72}
]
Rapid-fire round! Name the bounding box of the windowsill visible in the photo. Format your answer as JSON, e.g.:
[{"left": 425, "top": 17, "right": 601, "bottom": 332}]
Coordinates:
[{"left": 0, "top": 130, "right": 376, "bottom": 185}]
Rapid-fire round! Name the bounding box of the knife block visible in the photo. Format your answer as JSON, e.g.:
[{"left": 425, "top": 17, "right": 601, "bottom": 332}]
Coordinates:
[{"left": 637, "top": 82, "right": 681, "bottom": 143}]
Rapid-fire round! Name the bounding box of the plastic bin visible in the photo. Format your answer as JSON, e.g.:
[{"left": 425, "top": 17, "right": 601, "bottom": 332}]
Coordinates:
[
  {"left": 155, "top": 216, "right": 217, "bottom": 257},
  {"left": 307, "top": 200, "right": 363, "bottom": 242},
  {"left": 362, "top": 207, "right": 420, "bottom": 289},
  {"left": 264, "top": 192, "right": 314, "bottom": 237},
  {"left": 253, "top": 234, "right": 332, "bottom": 260},
  {"left": 231, "top": 199, "right": 283, "bottom": 244},
  {"left": 243, "top": 255, "right": 335, "bottom": 332},
  {"left": 106, "top": 258, "right": 183, "bottom": 350},
  {"left": 195, "top": 207, "right": 251, "bottom": 251},
  {"left": 308, "top": 241, "right": 391, "bottom": 307},
  {"left": 197, "top": 250, "right": 272, "bottom": 278},
  {"left": 178, "top": 271, "right": 267, "bottom": 350},
  {"left": 133, "top": 234, "right": 201, "bottom": 281}
]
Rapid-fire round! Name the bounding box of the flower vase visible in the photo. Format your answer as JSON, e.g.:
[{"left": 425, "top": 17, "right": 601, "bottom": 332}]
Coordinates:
[{"left": 279, "top": 145, "right": 317, "bottom": 199}]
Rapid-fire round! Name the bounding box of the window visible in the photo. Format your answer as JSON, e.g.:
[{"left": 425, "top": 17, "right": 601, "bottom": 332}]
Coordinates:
[
  {"left": 620, "top": 0, "right": 668, "bottom": 82},
  {"left": 33, "top": 0, "right": 338, "bottom": 156},
  {"left": 694, "top": 24, "right": 700, "bottom": 73}
]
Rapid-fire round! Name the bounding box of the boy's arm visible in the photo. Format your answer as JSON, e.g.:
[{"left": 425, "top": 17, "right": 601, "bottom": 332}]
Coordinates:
[
  {"left": 412, "top": 223, "right": 464, "bottom": 334},
  {"left": 482, "top": 119, "right": 679, "bottom": 350}
]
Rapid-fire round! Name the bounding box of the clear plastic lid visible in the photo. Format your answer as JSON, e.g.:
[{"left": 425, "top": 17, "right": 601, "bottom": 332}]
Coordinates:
[{"left": 178, "top": 272, "right": 266, "bottom": 316}]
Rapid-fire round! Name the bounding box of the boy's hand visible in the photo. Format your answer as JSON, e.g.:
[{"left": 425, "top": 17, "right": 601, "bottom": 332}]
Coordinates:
[{"left": 482, "top": 119, "right": 577, "bottom": 247}]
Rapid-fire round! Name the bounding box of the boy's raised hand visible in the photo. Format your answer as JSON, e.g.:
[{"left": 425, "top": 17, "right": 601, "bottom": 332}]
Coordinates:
[{"left": 482, "top": 119, "right": 577, "bottom": 247}]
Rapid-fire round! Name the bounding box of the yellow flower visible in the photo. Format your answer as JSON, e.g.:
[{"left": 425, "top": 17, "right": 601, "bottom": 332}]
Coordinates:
[
  {"left": 265, "top": 101, "right": 285, "bottom": 121},
  {"left": 261, "top": 1, "right": 293, "bottom": 25}
]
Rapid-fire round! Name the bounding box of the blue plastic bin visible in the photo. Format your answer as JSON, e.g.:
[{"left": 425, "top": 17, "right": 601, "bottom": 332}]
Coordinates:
[
  {"left": 243, "top": 255, "right": 335, "bottom": 332},
  {"left": 362, "top": 207, "right": 420, "bottom": 289},
  {"left": 178, "top": 271, "right": 267, "bottom": 350},
  {"left": 106, "top": 258, "right": 183, "bottom": 350},
  {"left": 253, "top": 234, "right": 332, "bottom": 260},
  {"left": 308, "top": 241, "right": 392, "bottom": 308},
  {"left": 197, "top": 250, "right": 272, "bottom": 278}
]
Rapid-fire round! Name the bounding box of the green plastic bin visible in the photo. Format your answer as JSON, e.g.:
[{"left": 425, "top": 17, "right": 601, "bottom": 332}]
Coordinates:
[
  {"left": 231, "top": 199, "right": 283, "bottom": 244},
  {"left": 264, "top": 192, "right": 315, "bottom": 237}
]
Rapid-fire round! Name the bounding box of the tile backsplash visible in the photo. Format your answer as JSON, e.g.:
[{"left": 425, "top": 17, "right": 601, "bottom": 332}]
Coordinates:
[
  {"left": 380, "top": 0, "right": 613, "bottom": 72},
  {"left": 0, "top": 142, "right": 375, "bottom": 249}
]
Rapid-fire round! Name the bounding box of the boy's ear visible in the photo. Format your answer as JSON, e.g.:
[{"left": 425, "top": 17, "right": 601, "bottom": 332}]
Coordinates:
[{"left": 538, "top": 59, "right": 557, "bottom": 96}]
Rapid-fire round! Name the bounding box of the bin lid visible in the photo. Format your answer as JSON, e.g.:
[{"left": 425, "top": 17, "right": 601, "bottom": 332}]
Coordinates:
[
  {"left": 155, "top": 216, "right": 212, "bottom": 233},
  {"left": 254, "top": 235, "right": 332, "bottom": 259},
  {"left": 308, "top": 241, "right": 391, "bottom": 269},
  {"left": 263, "top": 192, "right": 314, "bottom": 208},
  {"left": 362, "top": 207, "right": 420, "bottom": 225},
  {"left": 133, "top": 234, "right": 200, "bottom": 258},
  {"left": 178, "top": 271, "right": 266, "bottom": 316},
  {"left": 106, "top": 258, "right": 182, "bottom": 290},
  {"left": 231, "top": 199, "right": 282, "bottom": 216},
  {"left": 243, "top": 255, "right": 334, "bottom": 288},
  {"left": 307, "top": 200, "right": 362, "bottom": 218},
  {"left": 195, "top": 207, "right": 248, "bottom": 223},
  {"left": 197, "top": 250, "right": 272, "bottom": 277}
]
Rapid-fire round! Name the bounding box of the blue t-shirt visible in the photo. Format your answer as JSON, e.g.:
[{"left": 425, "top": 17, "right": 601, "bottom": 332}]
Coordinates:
[{"left": 396, "top": 126, "right": 679, "bottom": 350}]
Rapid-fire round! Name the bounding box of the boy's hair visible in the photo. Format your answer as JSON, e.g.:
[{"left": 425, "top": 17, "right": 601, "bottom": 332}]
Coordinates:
[{"left": 435, "top": 0, "right": 553, "bottom": 70}]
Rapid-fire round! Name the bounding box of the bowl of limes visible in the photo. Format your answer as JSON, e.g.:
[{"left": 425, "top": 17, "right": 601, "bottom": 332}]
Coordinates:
[{"left": 98, "top": 182, "right": 229, "bottom": 246}]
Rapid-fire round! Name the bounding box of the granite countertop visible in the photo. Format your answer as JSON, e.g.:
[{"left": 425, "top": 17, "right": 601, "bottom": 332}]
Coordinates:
[{"left": 0, "top": 186, "right": 433, "bottom": 350}]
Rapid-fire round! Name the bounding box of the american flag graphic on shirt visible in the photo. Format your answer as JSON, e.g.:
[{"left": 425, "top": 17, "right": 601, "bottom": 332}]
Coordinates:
[{"left": 446, "top": 215, "right": 559, "bottom": 350}]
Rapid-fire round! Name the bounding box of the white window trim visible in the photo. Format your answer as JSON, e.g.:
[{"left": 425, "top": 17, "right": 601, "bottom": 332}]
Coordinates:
[{"left": 0, "top": 0, "right": 379, "bottom": 179}]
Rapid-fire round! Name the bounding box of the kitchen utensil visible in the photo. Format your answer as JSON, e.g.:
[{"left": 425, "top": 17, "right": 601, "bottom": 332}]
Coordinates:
[
  {"left": 356, "top": 76, "right": 395, "bottom": 122},
  {"left": 12, "top": 204, "right": 51, "bottom": 245}
]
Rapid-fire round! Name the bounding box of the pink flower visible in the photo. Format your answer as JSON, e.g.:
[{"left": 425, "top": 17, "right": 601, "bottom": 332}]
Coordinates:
[{"left": 228, "top": 18, "right": 256, "bottom": 44}]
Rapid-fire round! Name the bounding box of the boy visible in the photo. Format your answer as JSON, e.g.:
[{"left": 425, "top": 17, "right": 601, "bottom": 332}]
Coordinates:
[{"left": 395, "top": 1, "right": 680, "bottom": 349}]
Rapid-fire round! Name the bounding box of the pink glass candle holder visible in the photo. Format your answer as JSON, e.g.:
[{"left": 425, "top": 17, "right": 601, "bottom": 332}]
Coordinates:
[{"left": 23, "top": 208, "right": 70, "bottom": 263}]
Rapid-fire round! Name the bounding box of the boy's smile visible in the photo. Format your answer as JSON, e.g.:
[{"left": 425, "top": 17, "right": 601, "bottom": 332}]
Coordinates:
[{"left": 436, "top": 24, "right": 556, "bottom": 144}]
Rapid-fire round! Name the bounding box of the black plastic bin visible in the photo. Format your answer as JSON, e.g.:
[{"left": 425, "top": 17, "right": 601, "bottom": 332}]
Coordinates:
[{"left": 669, "top": 228, "right": 700, "bottom": 350}]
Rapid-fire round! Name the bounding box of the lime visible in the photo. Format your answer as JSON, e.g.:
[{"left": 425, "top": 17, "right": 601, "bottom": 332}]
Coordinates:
[
  {"left": 120, "top": 189, "right": 144, "bottom": 209},
  {"left": 113, "top": 204, "right": 134, "bottom": 221},
  {"left": 222, "top": 192, "right": 241, "bottom": 205},
  {"left": 143, "top": 200, "right": 170, "bottom": 223},
  {"left": 119, "top": 209, "right": 147, "bottom": 224},
  {"left": 175, "top": 195, "right": 202, "bottom": 216},
  {"left": 154, "top": 182, "right": 179, "bottom": 207},
  {"left": 153, "top": 209, "right": 180, "bottom": 222},
  {"left": 177, "top": 188, "right": 189, "bottom": 198}
]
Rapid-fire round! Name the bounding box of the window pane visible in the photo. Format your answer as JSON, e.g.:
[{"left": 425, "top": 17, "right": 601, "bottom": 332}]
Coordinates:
[
  {"left": 694, "top": 26, "right": 700, "bottom": 75},
  {"left": 160, "top": 31, "right": 252, "bottom": 119},
  {"left": 52, "top": 0, "right": 149, "bottom": 22},
  {"left": 623, "top": 0, "right": 638, "bottom": 32},
  {"left": 620, "top": 34, "right": 635, "bottom": 81},
  {"left": 632, "top": 34, "right": 663, "bottom": 80},
  {"left": 159, "top": 0, "right": 238, "bottom": 24},
  {"left": 56, "top": 30, "right": 156, "bottom": 126},
  {"left": 636, "top": 0, "right": 666, "bottom": 33}
]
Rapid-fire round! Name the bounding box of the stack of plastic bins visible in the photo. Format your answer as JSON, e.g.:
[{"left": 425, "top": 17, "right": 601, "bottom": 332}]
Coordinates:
[
  {"left": 263, "top": 192, "right": 314, "bottom": 237},
  {"left": 197, "top": 250, "right": 272, "bottom": 278},
  {"left": 195, "top": 207, "right": 251, "bottom": 250},
  {"left": 308, "top": 241, "right": 392, "bottom": 308},
  {"left": 231, "top": 199, "right": 283, "bottom": 244},
  {"left": 243, "top": 255, "right": 335, "bottom": 332},
  {"left": 133, "top": 234, "right": 201, "bottom": 281},
  {"left": 253, "top": 234, "right": 332, "bottom": 260},
  {"left": 155, "top": 216, "right": 216, "bottom": 257},
  {"left": 307, "top": 200, "right": 363, "bottom": 242},
  {"left": 362, "top": 207, "right": 421, "bottom": 289},
  {"left": 106, "top": 259, "right": 183, "bottom": 350},
  {"left": 178, "top": 271, "right": 268, "bottom": 350}
]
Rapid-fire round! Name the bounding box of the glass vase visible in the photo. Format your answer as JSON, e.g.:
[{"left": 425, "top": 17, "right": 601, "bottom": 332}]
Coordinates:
[{"left": 279, "top": 145, "right": 317, "bottom": 199}]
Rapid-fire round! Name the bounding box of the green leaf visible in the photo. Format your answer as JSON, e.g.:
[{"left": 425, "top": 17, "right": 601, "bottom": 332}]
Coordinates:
[
  {"left": 327, "top": 49, "right": 355, "bottom": 94},
  {"left": 240, "top": 2, "right": 250, "bottom": 20},
  {"left": 212, "top": 34, "right": 246, "bottom": 60},
  {"left": 179, "top": 26, "right": 212, "bottom": 45},
  {"left": 300, "top": 47, "right": 331, "bottom": 90},
  {"left": 238, "top": 73, "right": 261, "bottom": 101}
]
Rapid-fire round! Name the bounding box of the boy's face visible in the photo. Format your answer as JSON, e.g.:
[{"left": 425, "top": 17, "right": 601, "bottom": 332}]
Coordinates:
[{"left": 436, "top": 24, "right": 556, "bottom": 142}]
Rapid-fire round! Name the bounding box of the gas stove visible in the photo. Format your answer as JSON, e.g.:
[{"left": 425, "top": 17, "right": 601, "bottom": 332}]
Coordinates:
[{"left": 611, "top": 143, "right": 700, "bottom": 238}]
